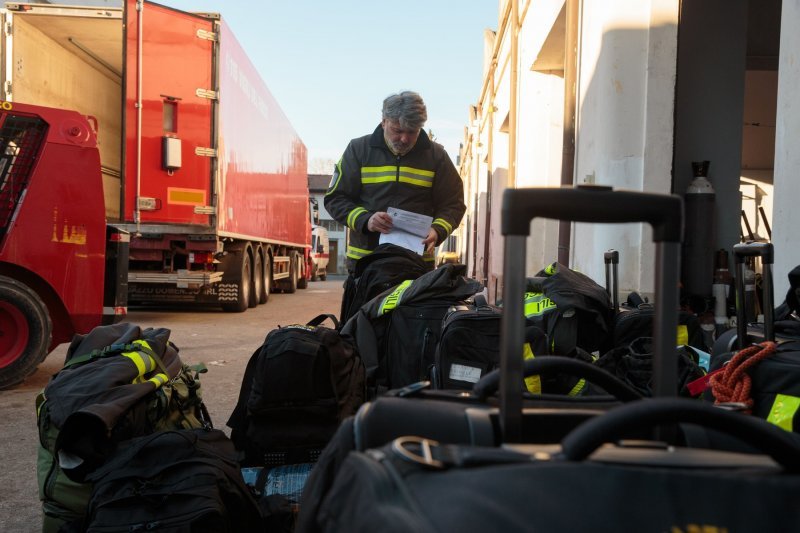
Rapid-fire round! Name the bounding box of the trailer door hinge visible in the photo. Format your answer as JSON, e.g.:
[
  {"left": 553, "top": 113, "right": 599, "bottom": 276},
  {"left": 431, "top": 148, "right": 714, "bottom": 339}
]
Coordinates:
[
  {"left": 196, "top": 29, "right": 218, "bottom": 41},
  {"left": 195, "top": 88, "right": 218, "bottom": 100},
  {"left": 194, "top": 147, "right": 217, "bottom": 158},
  {"left": 194, "top": 206, "right": 216, "bottom": 215},
  {"left": 5, "top": 20, "right": 12, "bottom": 37}
]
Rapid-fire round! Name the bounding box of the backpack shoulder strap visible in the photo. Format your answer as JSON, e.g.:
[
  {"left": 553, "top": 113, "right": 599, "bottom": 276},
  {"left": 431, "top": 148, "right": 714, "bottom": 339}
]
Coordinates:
[
  {"left": 226, "top": 344, "right": 263, "bottom": 445},
  {"left": 307, "top": 314, "right": 340, "bottom": 330}
]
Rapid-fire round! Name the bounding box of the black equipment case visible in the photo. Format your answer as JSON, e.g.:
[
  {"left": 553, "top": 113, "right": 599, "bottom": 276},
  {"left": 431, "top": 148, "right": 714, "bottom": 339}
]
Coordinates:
[{"left": 302, "top": 186, "right": 800, "bottom": 533}]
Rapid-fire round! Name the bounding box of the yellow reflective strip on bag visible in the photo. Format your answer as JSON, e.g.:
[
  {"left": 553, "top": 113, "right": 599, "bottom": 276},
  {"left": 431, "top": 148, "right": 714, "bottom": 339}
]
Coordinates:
[
  {"left": 524, "top": 292, "right": 556, "bottom": 317},
  {"left": 147, "top": 373, "right": 169, "bottom": 389},
  {"left": 677, "top": 325, "right": 688, "bottom": 346},
  {"left": 379, "top": 279, "right": 413, "bottom": 315},
  {"left": 568, "top": 378, "right": 586, "bottom": 397},
  {"left": 522, "top": 343, "right": 542, "bottom": 394},
  {"left": 766, "top": 394, "right": 800, "bottom": 431},
  {"left": 544, "top": 263, "right": 558, "bottom": 275}
]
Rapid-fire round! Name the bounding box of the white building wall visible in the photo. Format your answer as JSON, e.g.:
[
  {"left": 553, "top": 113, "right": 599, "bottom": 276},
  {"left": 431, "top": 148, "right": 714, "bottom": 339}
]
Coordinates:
[
  {"left": 772, "top": 0, "right": 800, "bottom": 299},
  {"left": 573, "top": 0, "right": 678, "bottom": 294}
]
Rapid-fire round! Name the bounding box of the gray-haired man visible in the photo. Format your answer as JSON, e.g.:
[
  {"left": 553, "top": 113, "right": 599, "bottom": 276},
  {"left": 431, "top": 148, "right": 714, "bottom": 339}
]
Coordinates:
[{"left": 324, "top": 91, "right": 466, "bottom": 273}]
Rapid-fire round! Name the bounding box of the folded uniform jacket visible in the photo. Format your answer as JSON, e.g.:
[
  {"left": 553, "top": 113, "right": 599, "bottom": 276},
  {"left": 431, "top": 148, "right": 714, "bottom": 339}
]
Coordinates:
[{"left": 43, "top": 322, "right": 182, "bottom": 481}]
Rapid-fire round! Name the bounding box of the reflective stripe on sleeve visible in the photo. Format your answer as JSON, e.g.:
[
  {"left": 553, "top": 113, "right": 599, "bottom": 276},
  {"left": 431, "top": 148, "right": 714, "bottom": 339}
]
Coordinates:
[
  {"left": 433, "top": 218, "right": 452, "bottom": 234},
  {"left": 347, "top": 207, "right": 368, "bottom": 230},
  {"left": 346, "top": 245, "right": 372, "bottom": 260}
]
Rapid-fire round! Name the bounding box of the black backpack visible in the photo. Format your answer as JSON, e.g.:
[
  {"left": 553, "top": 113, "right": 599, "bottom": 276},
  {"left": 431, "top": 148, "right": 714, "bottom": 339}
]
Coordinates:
[
  {"left": 227, "top": 314, "right": 365, "bottom": 467},
  {"left": 523, "top": 262, "right": 615, "bottom": 357},
  {"left": 339, "top": 243, "right": 428, "bottom": 326},
  {"left": 82, "top": 429, "right": 263, "bottom": 533},
  {"left": 613, "top": 291, "right": 705, "bottom": 350},
  {"left": 37, "top": 323, "right": 212, "bottom": 533},
  {"left": 342, "top": 263, "right": 484, "bottom": 393}
]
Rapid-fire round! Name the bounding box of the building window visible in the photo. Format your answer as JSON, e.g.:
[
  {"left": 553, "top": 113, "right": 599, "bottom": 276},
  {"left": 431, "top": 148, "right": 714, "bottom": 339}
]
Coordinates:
[{"left": 321, "top": 219, "right": 344, "bottom": 232}]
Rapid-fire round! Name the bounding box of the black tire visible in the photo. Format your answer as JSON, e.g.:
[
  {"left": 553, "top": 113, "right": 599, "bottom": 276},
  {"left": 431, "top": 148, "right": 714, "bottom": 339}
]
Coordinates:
[
  {"left": 248, "top": 251, "right": 259, "bottom": 309},
  {"left": 0, "top": 276, "right": 52, "bottom": 390},
  {"left": 319, "top": 271, "right": 327, "bottom": 281},
  {"left": 284, "top": 252, "right": 298, "bottom": 294},
  {"left": 310, "top": 260, "right": 319, "bottom": 282},
  {"left": 220, "top": 249, "right": 252, "bottom": 313},
  {"left": 258, "top": 251, "right": 271, "bottom": 305},
  {"left": 298, "top": 253, "right": 309, "bottom": 290}
]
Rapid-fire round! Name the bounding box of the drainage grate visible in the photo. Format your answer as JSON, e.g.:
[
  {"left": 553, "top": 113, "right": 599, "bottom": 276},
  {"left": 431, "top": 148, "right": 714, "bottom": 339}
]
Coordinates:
[{"left": 0, "top": 113, "right": 47, "bottom": 240}]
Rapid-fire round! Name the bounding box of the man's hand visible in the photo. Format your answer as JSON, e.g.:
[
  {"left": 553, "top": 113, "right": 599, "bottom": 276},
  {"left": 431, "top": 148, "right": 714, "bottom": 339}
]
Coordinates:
[
  {"left": 422, "top": 227, "right": 438, "bottom": 252},
  {"left": 367, "top": 211, "right": 393, "bottom": 233}
]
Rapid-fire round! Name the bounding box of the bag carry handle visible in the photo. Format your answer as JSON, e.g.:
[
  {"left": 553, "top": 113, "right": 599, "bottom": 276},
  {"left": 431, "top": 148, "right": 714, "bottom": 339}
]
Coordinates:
[
  {"left": 500, "top": 186, "right": 683, "bottom": 442},
  {"left": 472, "top": 357, "right": 642, "bottom": 402},
  {"left": 560, "top": 397, "right": 800, "bottom": 472},
  {"left": 307, "top": 313, "right": 341, "bottom": 330}
]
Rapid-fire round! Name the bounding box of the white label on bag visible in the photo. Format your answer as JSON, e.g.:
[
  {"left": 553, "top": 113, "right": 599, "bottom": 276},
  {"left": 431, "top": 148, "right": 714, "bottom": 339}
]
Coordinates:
[{"left": 449, "top": 364, "right": 482, "bottom": 383}]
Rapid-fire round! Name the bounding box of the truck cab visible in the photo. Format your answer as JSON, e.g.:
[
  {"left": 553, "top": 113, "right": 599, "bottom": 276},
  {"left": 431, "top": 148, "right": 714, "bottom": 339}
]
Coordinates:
[{"left": 310, "top": 225, "right": 329, "bottom": 281}]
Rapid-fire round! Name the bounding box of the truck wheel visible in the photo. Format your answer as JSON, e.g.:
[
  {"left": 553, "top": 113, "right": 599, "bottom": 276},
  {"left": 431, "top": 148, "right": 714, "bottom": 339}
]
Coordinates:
[
  {"left": 257, "top": 252, "right": 270, "bottom": 305},
  {"left": 249, "top": 251, "right": 261, "bottom": 308},
  {"left": 310, "top": 260, "right": 319, "bottom": 282},
  {"left": 284, "top": 252, "right": 298, "bottom": 294},
  {"left": 297, "top": 253, "right": 308, "bottom": 290},
  {"left": 220, "top": 250, "right": 251, "bottom": 313},
  {"left": 0, "top": 276, "right": 52, "bottom": 390},
  {"left": 319, "top": 271, "right": 327, "bottom": 281}
]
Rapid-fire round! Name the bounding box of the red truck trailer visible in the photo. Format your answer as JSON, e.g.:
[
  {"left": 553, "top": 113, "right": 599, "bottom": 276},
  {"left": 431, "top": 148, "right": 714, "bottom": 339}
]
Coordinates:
[{"left": 0, "top": 1, "right": 311, "bottom": 388}]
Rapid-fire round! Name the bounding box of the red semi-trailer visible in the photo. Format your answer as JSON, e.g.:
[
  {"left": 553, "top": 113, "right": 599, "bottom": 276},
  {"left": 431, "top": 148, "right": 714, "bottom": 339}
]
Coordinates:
[{"left": 0, "top": 1, "right": 312, "bottom": 388}]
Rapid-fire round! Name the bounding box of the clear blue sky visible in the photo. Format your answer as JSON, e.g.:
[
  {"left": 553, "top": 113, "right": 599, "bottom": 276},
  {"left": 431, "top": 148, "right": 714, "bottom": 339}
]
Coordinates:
[{"left": 160, "top": 1, "right": 498, "bottom": 171}]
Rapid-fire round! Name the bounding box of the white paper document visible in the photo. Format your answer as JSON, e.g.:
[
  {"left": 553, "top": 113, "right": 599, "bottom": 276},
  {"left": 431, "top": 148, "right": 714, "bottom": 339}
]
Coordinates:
[{"left": 379, "top": 207, "right": 433, "bottom": 255}]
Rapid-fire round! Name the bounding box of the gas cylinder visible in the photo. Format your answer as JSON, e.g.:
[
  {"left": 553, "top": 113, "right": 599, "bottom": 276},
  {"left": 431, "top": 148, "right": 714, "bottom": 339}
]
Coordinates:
[{"left": 681, "top": 161, "right": 716, "bottom": 302}]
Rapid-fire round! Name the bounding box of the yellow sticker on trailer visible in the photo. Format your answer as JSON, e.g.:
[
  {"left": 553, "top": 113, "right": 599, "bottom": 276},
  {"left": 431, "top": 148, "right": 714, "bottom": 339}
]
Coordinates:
[{"left": 168, "top": 188, "right": 206, "bottom": 206}]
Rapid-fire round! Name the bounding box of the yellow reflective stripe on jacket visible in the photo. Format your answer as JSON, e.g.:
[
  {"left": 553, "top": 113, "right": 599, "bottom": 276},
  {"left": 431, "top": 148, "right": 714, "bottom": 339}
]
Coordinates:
[
  {"left": 347, "top": 207, "right": 368, "bottom": 230},
  {"left": 398, "top": 167, "right": 434, "bottom": 187},
  {"left": 360, "top": 166, "right": 434, "bottom": 187},
  {"left": 677, "top": 325, "right": 688, "bottom": 346},
  {"left": 361, "top": 166, "right": 396, "bottom": 184},
  {"left": 766, "top": 394, "right": 800, "bottom": 431},
  {"left": 347, "top": 245, "right": 372, "bottom": 260},
  {"left": 544, "top": 263, "right": 558, "bottom": 275},
  {"left": 378, "top": 279, "right": 413, "bottom": 315},
  {"left": 522, "top": 342, "right": 542, "bottom": 394},
  {"left": 433, "top": 218, "right": 452, "bottom": 234},
  {"left": 524, "top": 292, "right": 556, "bottom": 317},
  {"left": 123, "top": 340, "right": 156, "bottom": 379},
  {"left": 147, "top": 373, "right": 169, "bottom": 388}
]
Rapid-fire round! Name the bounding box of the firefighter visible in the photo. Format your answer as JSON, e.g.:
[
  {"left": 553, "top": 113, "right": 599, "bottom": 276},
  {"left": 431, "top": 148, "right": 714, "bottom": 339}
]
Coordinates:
[{"left": 324, "top": 90, "right": 466, "bottom": 273}]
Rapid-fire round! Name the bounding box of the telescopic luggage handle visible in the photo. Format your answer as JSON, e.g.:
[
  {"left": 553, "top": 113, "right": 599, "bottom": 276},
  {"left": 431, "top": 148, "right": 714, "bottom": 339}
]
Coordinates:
[
  {"left": 499, "top": 185, "right": 683, "bottom": 443},
  {"left": 733, "top": 241, "right": 774, "bottom": 348}
]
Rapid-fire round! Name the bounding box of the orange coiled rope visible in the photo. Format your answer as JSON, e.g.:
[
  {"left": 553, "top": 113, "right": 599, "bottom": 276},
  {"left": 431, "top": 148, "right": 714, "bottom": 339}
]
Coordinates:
[{"left": 709, "top": 341, "right": 777, "bottom": 413}]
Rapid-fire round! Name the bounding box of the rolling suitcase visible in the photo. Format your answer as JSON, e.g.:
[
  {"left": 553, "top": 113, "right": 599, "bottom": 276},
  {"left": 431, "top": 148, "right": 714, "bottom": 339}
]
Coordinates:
[
  {"left": 704, "top": 242, "right": 800, "bottom": 434},
  {"left": 309, "top": 186, "right": 800, "bottom": 533},
  {"left": 710, "top": 241, "right": 800, "bottom": 354}
]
